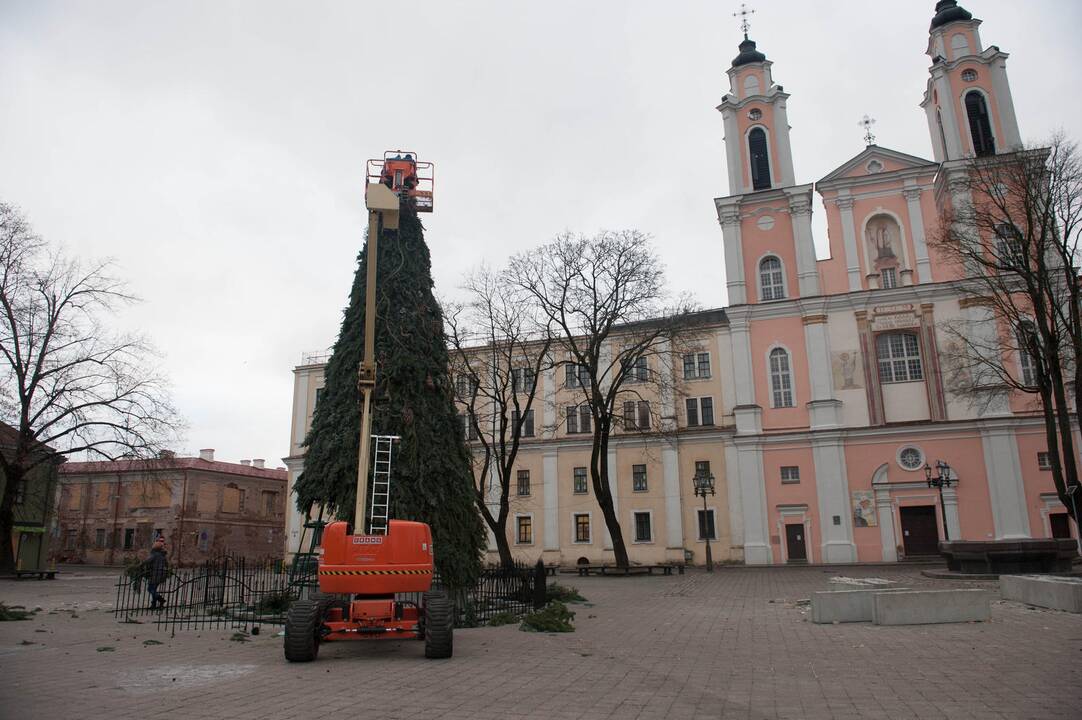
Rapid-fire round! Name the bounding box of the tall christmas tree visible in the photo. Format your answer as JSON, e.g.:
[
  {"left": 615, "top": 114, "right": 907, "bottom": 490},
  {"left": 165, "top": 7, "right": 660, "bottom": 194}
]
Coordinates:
[{"left": 295, "top": 201, "right": 484, "bottom": 588}]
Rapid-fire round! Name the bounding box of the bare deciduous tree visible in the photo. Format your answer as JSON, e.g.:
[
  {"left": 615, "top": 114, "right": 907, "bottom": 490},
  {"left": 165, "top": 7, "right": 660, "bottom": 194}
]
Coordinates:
[
  {"left": 446, "top": 265, "right": 552, "bottom": 567},
  {"left": 507, "top": 230, "right": 695, "bottom": 568},
  {"left": 0, "top": 202, "right": 181, "bottom": 571},
  {"left": 932, "top": 136, "right": 1082, "bottom": 523}
]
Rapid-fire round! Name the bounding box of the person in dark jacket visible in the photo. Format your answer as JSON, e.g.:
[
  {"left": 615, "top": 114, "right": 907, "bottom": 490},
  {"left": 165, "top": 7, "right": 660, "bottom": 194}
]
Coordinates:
[{"left": 144, "top": 537, "right": 169, "bottom": 609}]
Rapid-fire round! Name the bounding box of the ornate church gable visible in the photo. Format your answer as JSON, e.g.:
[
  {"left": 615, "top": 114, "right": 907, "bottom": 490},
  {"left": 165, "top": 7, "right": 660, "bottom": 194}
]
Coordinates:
[{"left": 817, "top": 146, "right": 937, "bottom": 184}]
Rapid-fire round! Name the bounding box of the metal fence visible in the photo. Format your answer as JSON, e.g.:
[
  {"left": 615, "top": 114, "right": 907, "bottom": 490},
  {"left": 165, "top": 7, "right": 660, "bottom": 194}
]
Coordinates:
[{"left": 115, "top": 557, "right": 543, "bottom": 633}]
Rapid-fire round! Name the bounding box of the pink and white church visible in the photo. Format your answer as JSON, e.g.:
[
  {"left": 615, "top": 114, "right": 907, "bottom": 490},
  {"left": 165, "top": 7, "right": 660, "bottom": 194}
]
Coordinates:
[{"left": 713, "top": 0, "right": 1077, "bottom": 564}]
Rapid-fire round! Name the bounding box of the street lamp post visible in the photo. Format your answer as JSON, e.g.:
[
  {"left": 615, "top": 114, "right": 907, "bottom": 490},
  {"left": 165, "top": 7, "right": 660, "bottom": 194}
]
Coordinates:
[
  {"left": 924, "top": 460, "right": 956, "bottom": 542},
  {"left": 693, "top": 471, "right": 716, "bottom": 572}
]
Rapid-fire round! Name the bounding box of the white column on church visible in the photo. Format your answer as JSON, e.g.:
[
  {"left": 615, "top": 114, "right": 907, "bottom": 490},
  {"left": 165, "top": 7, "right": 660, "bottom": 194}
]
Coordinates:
[
  {"left": 941, "top": 483, "right": 962, "bottom": 540},
  {"left": 837, "top": 194, "right": 862, "bottom": 291},
  {"left": 787, "top": 189, "right": 820, "bottom": 297},
  {"left": 719, "top": 203, "right": 746, "bottom": 305},
  {"left": 932, "top": 71, "right": 964, "bottom": 159},
  {"left": 662, "top": 445, "right": 682, "bottom": 549},
  {"left": 803, "top": 316, "right": 841, "bottom": 429},
  {"left": 735, "top": 443, "right": 772, "bottom": 564},
  {"left": 903, "top": 186, "right": 933, "bottom": 284},
  {"left": 811, "top": 436, "right": 858, "bottom": 563},
  {"left": 543, "top": 451, "right": 559, "bottom": 551},
  {"left": 542, "top": 355, "right": 556, "bottom": 435},
  {"left": 721, "top": 108, "right": 744, "bottom": 196},
  {"left": 980, "top": 424, "right": 1030, "bottom": 539},
  {"left": 773, "top": 99, "right": 797, "bottom": 187},
  {"left": 989, "top": 59, "right": 1022, "bottom": 150},
  {"left": 874, "top": 488, "right": 897, "bottom": 562}
]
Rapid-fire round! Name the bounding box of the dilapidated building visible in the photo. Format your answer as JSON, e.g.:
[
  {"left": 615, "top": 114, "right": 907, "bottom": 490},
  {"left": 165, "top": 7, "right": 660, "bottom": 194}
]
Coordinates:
[{"left": 56, "top": 449, "right": 287, "bottom": 565}]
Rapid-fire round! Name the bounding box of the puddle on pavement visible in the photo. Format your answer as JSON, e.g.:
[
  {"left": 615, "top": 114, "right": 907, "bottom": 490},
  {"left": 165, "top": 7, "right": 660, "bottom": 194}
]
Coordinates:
[{"left": 116, "top": 663, "right": 257, "bottom": 693}]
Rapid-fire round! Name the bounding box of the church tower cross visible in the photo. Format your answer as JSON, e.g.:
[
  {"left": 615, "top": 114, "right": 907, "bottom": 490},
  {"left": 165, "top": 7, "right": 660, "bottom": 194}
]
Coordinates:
[{"left": 733, "top": 3, "right": 755, "bottom": 40}]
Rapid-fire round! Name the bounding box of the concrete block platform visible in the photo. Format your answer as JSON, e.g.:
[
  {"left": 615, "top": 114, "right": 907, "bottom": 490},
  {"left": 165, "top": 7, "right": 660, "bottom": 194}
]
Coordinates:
[
  {"left": 811, "top": 588, "right": 910, "bottom": 624},
  {"left": 873, "top": 588, "right": 991, "bottom": 625},
  {"left": 1000, "top": 574, "right": 1082, "bottom": 613}
]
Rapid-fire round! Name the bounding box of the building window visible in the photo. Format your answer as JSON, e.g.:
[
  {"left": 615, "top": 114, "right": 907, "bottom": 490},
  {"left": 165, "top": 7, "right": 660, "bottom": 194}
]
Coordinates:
[
  {"left": 458, "top": 412, "right": 479, "bottom": 441},
  {"left": 748, "top": 127, "right": 772, "bottom": 190},
  {"left": 624, "top": 355, "right": 648, "bottom": 382},
  {"left": 683, "top": 352, "right": 712, "bottom": 380},
  {"left": 876, "top": 333, "right": 923, "bottom": 383},
  {"left": 686, "top": 397, "right": 715, "bottom": 427},
  {"left": 511, "top": 367, "right": 536, "bottom": 394},
  {"left": 1038, "top": 451, "right": 1052, "bottom": 471},
  {"left": 632, "top": 464, "right": 648, "bottom": 492},
  {"left": 564, "top": 363, "right": 589, "bottom": 389},
  {"left": 769, "top": 348, "right": 795, "bottom": 407},
  {"left": 781, "top": 466, "right": 800, "bottom": 484},
  {"left": 634, "top": 512, "right": 652, "bottom": 542},
  {"left": 881, "top": 267, "right": 898, "bottom": 289},
  {"left": 623, "top": 400, "right": 651, "bottom": 430},
  {"left": 516, "top": 516, "right": 533, "bottom": 544},
  {"left": 573, "top": 467, "right": 588, "bottom": 494},
  {"left": 94, "top": 529, "right": 106, "bottom": 549},
  {"left": 961, "top": 68, "right": 977, "bottom": 82},
  {"left": 1017, "top": 321, "right": 1038, "bottom": 386},
  {"left": 123, "top": 528, "right": 135, "bottom": 550},
  {"left": 697, "top": 509, "right": 717, "bottom": 540},
  {"left": 13, "top": 478, "right": 26, "bottom": 505},
  {"left": 574, "top": 513, "right": 591, "bottom": 543},
  {"left": 511, "top": 409, "right": 535, "bottom": 437},
  {"left": 965, "top": 90, "right": 995, "bottom": 157},
  {"left": 759, "top": 256, "right": 785, "bottom": 301},
  {"left": 262, "top": 490, "right": 279, "bottom": 516},
  {"left": 566, "top": 405, "right": 592, "bottom": 434},
  {"left": 517, "top": 469, "right": 531, "bottom": 496},
  {"left": 455, "top": 375, "right": 477, "bottom": 400},
  {"left": 898, "top": 446, "right": 925, "bottom": 471},
  {"left": 695, "top": 460, "right": 711, "bottom": 478},
  {"left": 995, "top": 223, "right": 1023, "bottom": 262}
]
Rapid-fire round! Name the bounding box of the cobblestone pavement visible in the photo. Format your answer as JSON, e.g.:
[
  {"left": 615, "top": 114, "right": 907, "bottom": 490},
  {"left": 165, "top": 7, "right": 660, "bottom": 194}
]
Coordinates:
[{"left": 2, "top": 564, "right": 1081, "bottom": 719}]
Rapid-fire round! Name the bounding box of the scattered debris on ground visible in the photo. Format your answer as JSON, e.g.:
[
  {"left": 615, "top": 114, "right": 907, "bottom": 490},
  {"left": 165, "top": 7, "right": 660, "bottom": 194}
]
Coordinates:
[
  {"left": 0, "top": 603, "right": 36, "bottom": 621},
  {"left": 96, "top": 646, "right": 115, "bottom": 652},
  {"left": 546, "top": 583, "right": 586, "bottom": 603},
  {"left": 521, "top": 601, "right": 576, "bottom": 633},
  {"left": 486, "top": 611, "right": 518, "bottom": 626},
  {"left": 143, "top": 639, "right": 163, "bottom": 646},
  {"left": 229, "top": 632, "right": 249, "bottom": 642},
  {"left": 829, "top": 576, "right": 895, "bottom": 587}
]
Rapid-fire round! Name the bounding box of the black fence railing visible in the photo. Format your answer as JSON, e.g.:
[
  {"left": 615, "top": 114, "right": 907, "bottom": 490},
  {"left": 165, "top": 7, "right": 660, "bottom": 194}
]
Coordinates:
[{"left": 115, "top": 556, "right": 543, "bottom": 633}]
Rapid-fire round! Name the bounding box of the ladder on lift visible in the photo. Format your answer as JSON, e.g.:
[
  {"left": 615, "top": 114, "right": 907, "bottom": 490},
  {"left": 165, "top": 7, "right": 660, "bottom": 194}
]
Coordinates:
[{"left": 367, "top": 435, "right": 399, "bottom": 535}]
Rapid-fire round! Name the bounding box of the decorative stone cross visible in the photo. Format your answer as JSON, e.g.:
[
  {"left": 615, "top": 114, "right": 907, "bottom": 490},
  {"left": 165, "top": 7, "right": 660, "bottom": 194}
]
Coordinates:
[{"left": 859, "top": 115, "right": 877, "bottom": 146}]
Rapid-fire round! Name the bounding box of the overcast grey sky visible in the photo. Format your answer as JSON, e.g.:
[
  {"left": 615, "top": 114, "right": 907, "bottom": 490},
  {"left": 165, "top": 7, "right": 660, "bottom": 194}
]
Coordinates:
[{"left": 2, "top": 1, "right": 1080, "bottom": 467}]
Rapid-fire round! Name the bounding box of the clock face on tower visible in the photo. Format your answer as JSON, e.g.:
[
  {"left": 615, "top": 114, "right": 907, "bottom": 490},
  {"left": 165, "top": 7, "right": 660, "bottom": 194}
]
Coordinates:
[{"left": 748, "top": 108, "right": 763, "bottom": 121}]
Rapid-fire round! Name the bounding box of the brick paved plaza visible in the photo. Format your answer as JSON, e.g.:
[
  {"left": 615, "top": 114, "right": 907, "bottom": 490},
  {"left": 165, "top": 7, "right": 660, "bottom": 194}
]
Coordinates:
[{"left": 2, "top": 565, "right": 1081, "bottom": 719}]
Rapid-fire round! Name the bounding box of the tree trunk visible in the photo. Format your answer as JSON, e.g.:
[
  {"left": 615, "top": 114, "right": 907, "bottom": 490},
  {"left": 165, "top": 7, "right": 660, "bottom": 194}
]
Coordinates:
[
  {"left": 0, "top": 465, "right": 23, "bottom": 573},
  {"left": 590, "top": 430, "right": 630, "bottom": 568}
]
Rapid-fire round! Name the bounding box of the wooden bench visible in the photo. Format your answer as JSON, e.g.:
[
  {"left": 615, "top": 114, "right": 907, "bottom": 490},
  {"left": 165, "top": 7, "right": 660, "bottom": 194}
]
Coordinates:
[
  {"left": 14, "top": 569, "right": 57, "bottom": 580},
  {"left": 575, "top": 564, "right": 685, "bottom": 577}
]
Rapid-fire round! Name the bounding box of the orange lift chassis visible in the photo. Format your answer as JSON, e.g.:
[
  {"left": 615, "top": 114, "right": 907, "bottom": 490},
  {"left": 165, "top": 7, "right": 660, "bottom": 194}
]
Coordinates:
[{"left": 284, "top": 152, "right": 450, "bottom": 662}]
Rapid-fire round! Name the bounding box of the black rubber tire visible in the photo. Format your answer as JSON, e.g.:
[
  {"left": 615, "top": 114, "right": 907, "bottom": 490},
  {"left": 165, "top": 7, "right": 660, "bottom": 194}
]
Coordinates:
[
  {"left": 423, "top": 591, "right": 453, "bottom": 659},
  {"left": 284, "top": 599, "right": 322, "bottom": 662}
]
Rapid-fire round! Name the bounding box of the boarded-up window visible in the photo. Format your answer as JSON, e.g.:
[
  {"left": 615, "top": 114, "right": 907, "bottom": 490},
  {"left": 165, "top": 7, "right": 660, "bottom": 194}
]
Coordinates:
[
  {"left": 66, "top": 485, "right": 83, "bottom": 510},
  {"left": 222, "top": 485, "right": 242, "bottom": 514},
  {"left": 197, "top": 483, "right": 219, "bottom": 513},
  {"left": 262, "top": 490, "right": 279, "bottom": 516},
  {"left": 127, "top": 479, "right": 171, "bottom": 509},
  {"left": 94, "top": 484, "right": 112, "bottom": 510}
]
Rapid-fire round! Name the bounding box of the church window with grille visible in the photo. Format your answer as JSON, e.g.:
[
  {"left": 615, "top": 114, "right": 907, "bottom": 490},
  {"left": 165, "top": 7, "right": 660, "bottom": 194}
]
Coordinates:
[
  {"left": 759, "top": 256, "right": 785, "bottom": 301},
  {"left": 748, "top": 127, "right": 772, "bottom": 190},
  {"left": 769, "top": 348, "right": 794, "bottom": 408},
  {"left": 876, "top": 333, "right": 923, "bottom": 383}
]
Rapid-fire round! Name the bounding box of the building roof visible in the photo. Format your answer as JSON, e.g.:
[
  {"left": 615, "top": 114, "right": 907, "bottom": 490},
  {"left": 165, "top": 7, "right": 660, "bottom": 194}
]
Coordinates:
[
  {"left": 817, "top": 145, "right": 938, "bottom": 186},
  {"left": 731, "top": 38, "right": 767, "bottom": 68},
  {"left": 930, "top": 1, "right": 973, "bottom": 30},
  {"left": 60, "top": 457, "right": 287, "bottom": 481},
  {"left": 0, "top": 421, "right": 60, "bottom": 460}
]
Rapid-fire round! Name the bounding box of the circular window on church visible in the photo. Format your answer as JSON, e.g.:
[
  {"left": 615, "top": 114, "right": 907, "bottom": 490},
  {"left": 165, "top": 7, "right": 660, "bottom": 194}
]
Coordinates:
[
  {"left": 747, "top": 108, "right": 762, "bottom": 121},
  {"left": 897, "top": 446, "right": 924, "bottom": 472},
  {"left": 961, "top": 69, "right": 977, "bottom": 82}
]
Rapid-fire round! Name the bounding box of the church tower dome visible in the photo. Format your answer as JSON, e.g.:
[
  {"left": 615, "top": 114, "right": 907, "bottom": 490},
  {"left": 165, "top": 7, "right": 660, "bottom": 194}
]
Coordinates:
[
  {"left": 731, "top": 37, "right": 767, "bottom": 68},
  {"left": 930, "top": 0, "right": 973, "bottom": 30}
]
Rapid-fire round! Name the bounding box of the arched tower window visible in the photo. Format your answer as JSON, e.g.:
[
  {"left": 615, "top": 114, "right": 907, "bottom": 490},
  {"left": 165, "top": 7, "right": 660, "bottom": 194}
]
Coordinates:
[
  {"left": 748, "top": 128, "right": 772, "bottom": 190},
  {"left": 1016, "top": 320, "right": 1039, "bottom": 387},
  {"left": 965, "top": 91, "right": 995, "bottom": 157},
  {"left": 758, "top": 256, "right": 785, "bottom": 301},
  {"left": 768, "top": 348, "right": 794, "bottom": 408}
]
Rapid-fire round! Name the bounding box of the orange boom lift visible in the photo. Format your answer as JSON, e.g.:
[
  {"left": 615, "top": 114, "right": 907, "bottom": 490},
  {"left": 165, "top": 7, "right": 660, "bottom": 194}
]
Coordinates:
[{"left": 284, "top": 151, "right": 451, "bottom": 662}]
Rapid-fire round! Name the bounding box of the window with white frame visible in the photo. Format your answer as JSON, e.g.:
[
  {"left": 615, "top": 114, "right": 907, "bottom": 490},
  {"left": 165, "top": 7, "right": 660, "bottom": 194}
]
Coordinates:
[
  {"left": 574, "top": 513, "right": 591, "bottom": 543},
  {"left": 994, "top": 223, "right": 1023, "bottom": 263},
  {"left": 685, "top": 397, "right": 715, "bottom": 426},
  {"left": 1038, "top": 451, "right": 1052, "bottom": 471},
  {"left": 881, "top": 267, "right": 898, "bottom": 289},
  {"left": 634, "top": 512, "right": 652, "bottom": 542},
  {"left": 511, "top": 367, "right": 536, "bottom": 394},
  {"left": 623, "top": 400, "right": 651, "bottom": 430},
  {"left": 632, "top": 464, "right": 648, "bottom": 492},
  {"left": 458, "top": 413, "right": 479, "bottom": 441},
  {"left": 697, "top": 508, "right": 717, "bottom": 540},
  {"left": 511, "top": 409, "right": 535, "bottom": 437},
  {"left": 573, "top": 467, "right": 588, "bottom": 494},
  {"left": 781, "top": 466, "right": 800, "bottom": 484},
  {"left": 683, "top": 352, "right": 711, "bottom": 380},
  {"left": 1017, "top": 321, "right": 1038, "bottom": 387},
  {"left": 564, "top": 363, "right": 589, "bottom": 388},
  {"left": 768, "top": 348, "right": 794, "bottom": 407},
  {"left": 517, "top": 469, "right": 531, "bottom": 496},
  {"left": 516, "top": 515, "right": 532, "bottom": 544},
  {"left": 566, "top": 404, "right": 592, "bottom": 434},
  {"left": 875, "top": 332, "right": 923, "bottom": 383},
  {"left": 759, "top": 256, "right": 785, "bottom": 301},
  {"left": 455, "top": 375, "right": 478, "bottom": 399}
]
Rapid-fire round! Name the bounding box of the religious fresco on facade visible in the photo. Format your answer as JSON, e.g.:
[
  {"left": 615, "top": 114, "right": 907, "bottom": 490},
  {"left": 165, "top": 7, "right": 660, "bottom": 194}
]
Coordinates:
[
  {"left": 832, "top": 351, "right": 863, "bottom": 390},
  {"left": 852, "top": 490, "right": 877, "bottom": 527}
]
